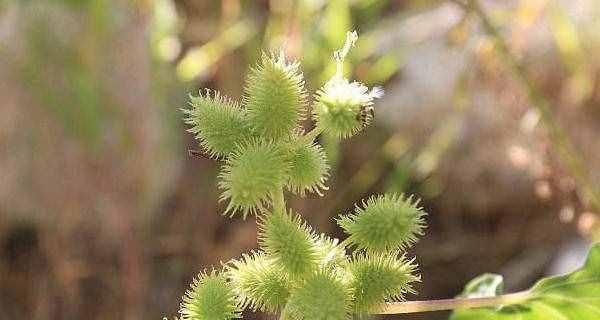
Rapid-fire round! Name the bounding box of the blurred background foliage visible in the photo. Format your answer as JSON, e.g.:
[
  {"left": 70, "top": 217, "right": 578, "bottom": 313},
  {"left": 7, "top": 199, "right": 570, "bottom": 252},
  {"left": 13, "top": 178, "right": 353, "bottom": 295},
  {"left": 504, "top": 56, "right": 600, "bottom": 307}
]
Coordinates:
[{"left": 1, "top": 0, "right": 600, "bottom": 319}]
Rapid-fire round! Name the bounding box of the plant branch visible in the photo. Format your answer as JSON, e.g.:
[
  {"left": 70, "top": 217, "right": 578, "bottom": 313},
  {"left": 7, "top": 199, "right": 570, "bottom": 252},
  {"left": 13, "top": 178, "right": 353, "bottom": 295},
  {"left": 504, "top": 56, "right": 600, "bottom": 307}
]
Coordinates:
[
  {"left": 188, "top": 149, "right": 225, "bottom": 161},
  {"left": 304, "top": 126, "right": 324, "bottom": 143},
  {"left": 273, "top": 187, "right": 286, "bottom": 213},
  {"left": 452, "top": 0, "right": 600, "bottom": 211},
  {"left": 378, "top": 290, "right": 531, "bottom": 314}
]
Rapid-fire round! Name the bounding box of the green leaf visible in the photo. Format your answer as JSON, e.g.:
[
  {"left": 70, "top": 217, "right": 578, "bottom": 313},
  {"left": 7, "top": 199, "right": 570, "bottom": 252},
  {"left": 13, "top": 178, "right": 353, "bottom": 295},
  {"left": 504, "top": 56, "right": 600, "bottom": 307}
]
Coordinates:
[
  {"left": 451, "top": 243, "right": 600, "bottom": 320},
  {"left": 459, "top": 273, "right": 504, "bottom": 299}
]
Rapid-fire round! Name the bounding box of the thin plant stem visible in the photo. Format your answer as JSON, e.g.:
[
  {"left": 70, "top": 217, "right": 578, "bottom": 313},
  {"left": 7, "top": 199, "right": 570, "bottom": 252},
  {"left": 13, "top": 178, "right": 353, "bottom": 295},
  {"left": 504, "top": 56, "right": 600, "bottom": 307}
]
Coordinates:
[
  {"left": 378, "top": 290, "right": 532, "bottom": 314},
  {"left": 273, "top": 187, "right": 286, "bottom": 213},
  {"left": 452, "top": 0, "right": 600, "bottom": 211},
  {"left": 304, "top": 126, "right": 324, "bottom": 143}
]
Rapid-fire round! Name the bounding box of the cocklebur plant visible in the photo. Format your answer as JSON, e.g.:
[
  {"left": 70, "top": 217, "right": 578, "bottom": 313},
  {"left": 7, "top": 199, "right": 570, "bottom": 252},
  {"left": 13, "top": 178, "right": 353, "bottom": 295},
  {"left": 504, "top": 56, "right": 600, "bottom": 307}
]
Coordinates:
[
  {"left": 179, "top": 31, "right": 600, "bottom": 320},
  {"left": 181, "top": 31, "right": 419, "bottom": 320}
]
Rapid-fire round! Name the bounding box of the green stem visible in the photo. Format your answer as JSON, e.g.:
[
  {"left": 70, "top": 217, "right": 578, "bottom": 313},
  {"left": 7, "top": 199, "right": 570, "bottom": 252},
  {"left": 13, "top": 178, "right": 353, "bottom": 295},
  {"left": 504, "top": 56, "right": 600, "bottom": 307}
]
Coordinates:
[
  {"left": 454, "top": 0, "right": 600, "bottom": 211},
  {"left": 377, "top": 290, "right": 532, "bottom": 314},
  {"left": 273, "top": 187, "right": 286, "bottom": 213}
]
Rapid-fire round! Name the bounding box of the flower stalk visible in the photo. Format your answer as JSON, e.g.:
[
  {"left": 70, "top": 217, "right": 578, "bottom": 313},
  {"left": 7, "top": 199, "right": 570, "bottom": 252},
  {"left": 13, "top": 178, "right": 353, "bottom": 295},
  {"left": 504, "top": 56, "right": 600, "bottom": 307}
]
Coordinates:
[
  {"left": 273, "top": 187, "right": 286, "bottom": 213},
  {"left": 378, "top": 290, "right": 531, "bottom": 314}
]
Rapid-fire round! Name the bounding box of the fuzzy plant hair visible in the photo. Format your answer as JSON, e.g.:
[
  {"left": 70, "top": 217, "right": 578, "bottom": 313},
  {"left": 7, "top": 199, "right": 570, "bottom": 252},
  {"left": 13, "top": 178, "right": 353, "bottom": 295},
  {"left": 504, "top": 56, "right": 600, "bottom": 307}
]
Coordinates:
[{"left": 179, "top": 31, "right": 426, "bottom": 320}]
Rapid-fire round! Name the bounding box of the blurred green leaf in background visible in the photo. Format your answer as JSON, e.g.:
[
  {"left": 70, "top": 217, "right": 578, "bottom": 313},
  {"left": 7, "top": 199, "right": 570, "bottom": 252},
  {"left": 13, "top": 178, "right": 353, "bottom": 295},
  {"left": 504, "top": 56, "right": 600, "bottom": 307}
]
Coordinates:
[{"left": 452, "top": 243, "right": 600, "bottom": 320}]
